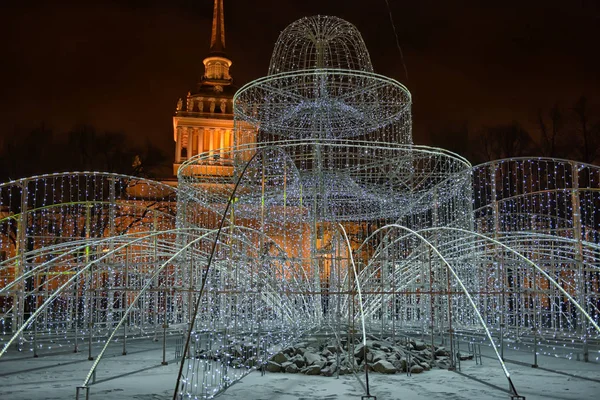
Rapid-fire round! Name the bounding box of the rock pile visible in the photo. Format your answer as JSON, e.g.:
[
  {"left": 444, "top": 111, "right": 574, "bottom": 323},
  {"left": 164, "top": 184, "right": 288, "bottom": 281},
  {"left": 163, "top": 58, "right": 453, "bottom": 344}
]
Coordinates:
[{"left": 264, "top": 338, "right": 457, "bottom": 376}]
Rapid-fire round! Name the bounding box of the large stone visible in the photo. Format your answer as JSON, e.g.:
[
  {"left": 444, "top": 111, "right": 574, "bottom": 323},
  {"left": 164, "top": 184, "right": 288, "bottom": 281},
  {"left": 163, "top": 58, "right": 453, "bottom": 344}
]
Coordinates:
[
  {"left": 372, "top": 360, "right": 396, "bottom": 374},
  {"left": 339, "top": 366, "right": 352, "bottom": 375},
  {"left": 410, "top": 365, "right": 424, "bottom": 374},
  {"left": 371, "top": 351, "right": 387, "bottom": 363},
  {"left": 291, "top": 354, "right": 306, "bottom": 368},
  {"left": 327, "top": 345, "right": 342, "bottom": 353},
  {"left": 435, "top": 347, "right": 450, "bottom": 357},
  {"left": 304, "top": 364, "right": 321, "bottom": 375},
  {"left": 354, "top": 343, "right": 369, "bottom": 358},
  {"left": 392, "top": 359, "right": 407, "bottom": 372},
  {"left": 271, "top": 352, "right": 289, "bottom": 364},
  {"left": 285, "top": 363, "right": 299, "bottom": 373},
  {"left": 379, "top": 345, "right": 391, "bottom": 353},
  {"left": 304, "top": 351, "right": 322, "bottom": 366},
  {"left": 283, "top": 347, "right": 296, "bottom": 356},
  {"left": 266, "top": 361, "right": 282, "bottom": 372},
  {"left": 412, "top": 340, "right": 427, "bottom": 351},
  {"left": 321, "top": 366, "right": 335, "bottom": 377}
]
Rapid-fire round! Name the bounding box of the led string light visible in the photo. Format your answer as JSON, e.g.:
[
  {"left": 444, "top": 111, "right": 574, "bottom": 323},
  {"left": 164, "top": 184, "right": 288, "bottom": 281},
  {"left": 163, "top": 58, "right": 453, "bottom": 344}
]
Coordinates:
[{"left": 0, "top": 15, "right": 599, "bottom": 400}]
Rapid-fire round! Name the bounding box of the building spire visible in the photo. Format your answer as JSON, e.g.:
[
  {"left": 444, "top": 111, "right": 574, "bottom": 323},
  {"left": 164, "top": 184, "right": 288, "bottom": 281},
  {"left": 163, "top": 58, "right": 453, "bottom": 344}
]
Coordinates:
[
  {"left": 202, "top": 0, "right": 232, "bottom": 83},
  {"left": 209, "top": 0, "right": 226, "bottom": 56}
]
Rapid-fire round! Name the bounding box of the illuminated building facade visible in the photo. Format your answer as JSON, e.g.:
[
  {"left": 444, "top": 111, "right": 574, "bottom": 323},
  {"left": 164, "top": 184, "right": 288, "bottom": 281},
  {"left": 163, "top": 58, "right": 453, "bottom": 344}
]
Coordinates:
[{"left": 172, "top": 0, "right": 256, "bottom": 178}]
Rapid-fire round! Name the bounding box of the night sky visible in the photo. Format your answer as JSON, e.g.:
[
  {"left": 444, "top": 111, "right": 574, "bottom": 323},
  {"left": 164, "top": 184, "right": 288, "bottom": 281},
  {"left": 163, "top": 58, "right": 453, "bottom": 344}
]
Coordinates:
[{"left": 1, "top": 0, "right": 599, "bottom": 167}]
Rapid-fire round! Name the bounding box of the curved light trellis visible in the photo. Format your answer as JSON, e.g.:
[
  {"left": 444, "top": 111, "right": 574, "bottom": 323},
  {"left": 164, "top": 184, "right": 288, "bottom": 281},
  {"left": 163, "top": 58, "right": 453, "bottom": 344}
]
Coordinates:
[{"left": 0, "top": 15, "right": 599, "bottom": 400}]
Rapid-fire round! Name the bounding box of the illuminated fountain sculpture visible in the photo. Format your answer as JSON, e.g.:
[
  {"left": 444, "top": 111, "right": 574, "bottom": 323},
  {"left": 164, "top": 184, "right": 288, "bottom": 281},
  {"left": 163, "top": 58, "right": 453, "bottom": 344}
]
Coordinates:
[{"left": 1, "top": 15, "right": 599, "bottom": 400}]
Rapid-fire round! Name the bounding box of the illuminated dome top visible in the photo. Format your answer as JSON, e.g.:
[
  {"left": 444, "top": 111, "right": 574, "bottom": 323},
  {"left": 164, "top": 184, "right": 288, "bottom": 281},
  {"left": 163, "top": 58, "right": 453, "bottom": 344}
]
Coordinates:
[
  {"left": 235, "top": 15, "right": 411, "bottom": 142},
  {"left": 268, "top": 15, "right": 373, "bottom": 74}
]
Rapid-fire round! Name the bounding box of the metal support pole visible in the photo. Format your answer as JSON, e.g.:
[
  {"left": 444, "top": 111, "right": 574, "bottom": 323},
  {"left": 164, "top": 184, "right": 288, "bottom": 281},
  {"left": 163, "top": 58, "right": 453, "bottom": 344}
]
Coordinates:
[
  {"left": 33, "top": 319, "right": 38, "bottom": 358},
  {"left": 76, "top": 386, "right": 90, "bottom": 400},
  {"left": 74, "top": 275, "right": 79, "bottom": 353},
  {"left": 122, "top": 322, "right": 127, "bottom": 356},
  {"left": 532, "top": 325, "right": 538, "bottom": 368},
  {"left": 87, "top": 321, "right": 94, "bottom": 360},
  {"left": 162, "top": 301, "right": 168, "bottom": 365},
  {"left": 500, "top": 323, "right": 505, "bottom": 361}
]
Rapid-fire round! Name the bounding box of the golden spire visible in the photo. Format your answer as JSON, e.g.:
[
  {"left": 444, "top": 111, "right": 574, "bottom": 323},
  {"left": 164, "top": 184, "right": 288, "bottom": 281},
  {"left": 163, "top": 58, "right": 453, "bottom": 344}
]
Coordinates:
[
  {"left": 209, "top": 0, "right": 226, "bottom": 55},
  {"left": 202, "top": 0, "right": 232, "bottom": 83}
]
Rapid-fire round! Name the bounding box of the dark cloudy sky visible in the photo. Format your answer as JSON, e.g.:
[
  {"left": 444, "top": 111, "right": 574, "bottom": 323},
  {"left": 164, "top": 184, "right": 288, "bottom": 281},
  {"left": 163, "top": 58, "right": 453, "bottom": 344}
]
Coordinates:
[{"left": 1, "top": 0, "right": 599, "bottom": 159}]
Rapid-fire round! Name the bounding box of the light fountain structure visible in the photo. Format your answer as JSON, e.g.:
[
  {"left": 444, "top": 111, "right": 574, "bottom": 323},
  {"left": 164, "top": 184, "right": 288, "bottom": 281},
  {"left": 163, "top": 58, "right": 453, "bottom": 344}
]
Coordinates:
[{"left": 1, "top": 15, "right": 599, "bottom": 400}]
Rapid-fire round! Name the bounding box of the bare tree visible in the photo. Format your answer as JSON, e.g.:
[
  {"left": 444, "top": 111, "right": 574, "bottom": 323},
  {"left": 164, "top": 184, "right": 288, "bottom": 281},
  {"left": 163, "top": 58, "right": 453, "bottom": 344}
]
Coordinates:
[
  {"left": 571, "top": 96, "right": 600, "bottom": 164},
  {"left": 476, "top": 122, "right": 534, "bottom": 161},
  {"left": 538, "top": 104, "right": 566, "bottom": 158},
  {"left": 428, "top": 121, "right": 472, "bottom": 159}
]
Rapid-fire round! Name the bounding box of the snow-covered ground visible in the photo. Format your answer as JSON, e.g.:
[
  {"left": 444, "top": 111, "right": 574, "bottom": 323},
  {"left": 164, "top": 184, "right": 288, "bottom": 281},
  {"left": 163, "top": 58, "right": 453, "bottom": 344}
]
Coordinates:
[{"left": 1, "top": 337, "right": 599, "bottom": 400}]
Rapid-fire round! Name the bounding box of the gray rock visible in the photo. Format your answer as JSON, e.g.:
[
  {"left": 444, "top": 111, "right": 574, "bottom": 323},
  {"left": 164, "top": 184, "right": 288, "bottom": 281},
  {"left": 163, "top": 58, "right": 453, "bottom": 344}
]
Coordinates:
[
  {"left": 304, "top": 352, "right": 322, "bottom": 366},
  {"left": 371, "top": 351, "right": 386, "bottom": 363},
  {"left": 283, "top": 347, "right": 296, "bottom": 356},
  {"left": 435, "top": 347, "right": 449, "bottom": 357},
  {"left": 285, "top": 363, "right": 299, "bottom": 373},
  {"left": 354, "top": 343, "right": 369, "bottom": 358},
  {"left": 412, "top": 340, "right": 427, "bottom": 351},
  {"left": 410, "top": 365, "right": 424, "bottom": 374},
  {"left": 271, "top": 352, "right": 289, "bottom": 364},
  {"left": 305, "top": 364, "right": 321, "bottom": 375},
  {"left": 372, "top": 360, "right": 396, "bottom": 374},
  {"left": 266, "top": 361, "right": 282, "bottom": 372},
  {"left": 327, "top": 345, "right": 341, "bottom": 353},
  {"left": 291, "top": 354, "right": 306, "bottom": 368},
  {"left": 339, "top": 366, "right": 352, "bottom": 375},
  {"left": 392, "top": 359, "right": 407, "bottom": 372}
]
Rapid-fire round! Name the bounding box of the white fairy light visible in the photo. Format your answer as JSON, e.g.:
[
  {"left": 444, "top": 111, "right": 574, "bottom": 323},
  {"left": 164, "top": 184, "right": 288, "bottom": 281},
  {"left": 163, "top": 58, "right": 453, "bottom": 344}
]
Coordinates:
[{"left": 0, "top": 14, "right": 598, "bottom": 400}]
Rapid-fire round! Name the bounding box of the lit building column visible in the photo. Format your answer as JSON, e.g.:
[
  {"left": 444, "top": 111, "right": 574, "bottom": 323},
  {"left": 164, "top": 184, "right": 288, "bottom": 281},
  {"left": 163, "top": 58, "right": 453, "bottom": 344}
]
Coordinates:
[
  {"left": 175, "top": 127, "right": 182, "bottom": 163},
  {"left": 197, "top": 128, "right": 204, "bottom": 157},
  {"left": 209, "top": 128, "right": 215, "bottom": 160},
  {"left": 219, "top": 128, "right": 225, "bottom": 160},
  {"left": 228, "top": 129, "right": 234, "bottom": 160},
  {"left": 183, "top": 127, "right": 189, "bottom": 160},
  {"left": 190, "top": 128, "right": 196, "bottom": 156}
]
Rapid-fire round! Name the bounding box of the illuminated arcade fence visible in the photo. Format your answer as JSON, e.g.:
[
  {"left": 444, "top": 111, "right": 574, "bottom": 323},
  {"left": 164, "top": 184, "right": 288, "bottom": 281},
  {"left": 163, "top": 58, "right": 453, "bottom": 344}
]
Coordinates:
[
  {"left": 0, "top": 160, "right": 598, "bottom": 320},
  {"left": 0, "top": 160, "right": 598, "bottom": 373}
]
